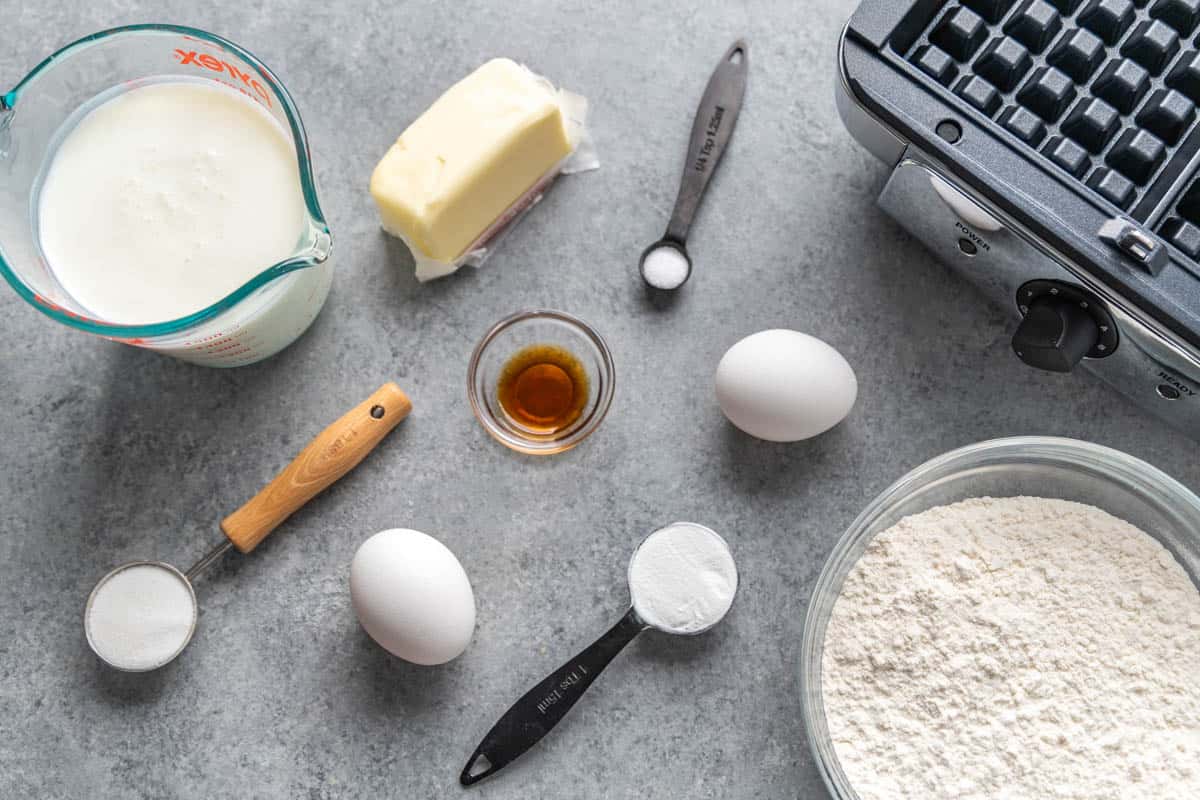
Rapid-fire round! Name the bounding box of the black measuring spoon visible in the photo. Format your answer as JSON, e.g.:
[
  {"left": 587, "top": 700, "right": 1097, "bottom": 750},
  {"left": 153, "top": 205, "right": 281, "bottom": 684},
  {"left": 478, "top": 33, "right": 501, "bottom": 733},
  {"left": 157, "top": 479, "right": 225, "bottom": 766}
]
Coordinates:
[
  {"left": 640, "top": 39, "right": 748, "bottom": 293},
  {"left": 460, "top": 522, "right": 738, "bottom": 785}
]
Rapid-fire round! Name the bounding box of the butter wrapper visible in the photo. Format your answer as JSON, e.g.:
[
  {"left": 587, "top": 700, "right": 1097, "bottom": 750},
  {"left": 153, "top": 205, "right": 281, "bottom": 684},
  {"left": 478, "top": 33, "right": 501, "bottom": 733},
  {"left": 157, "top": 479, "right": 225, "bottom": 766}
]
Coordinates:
[{"left": 373, "top": 63, "right": 599, "bottom": 283}]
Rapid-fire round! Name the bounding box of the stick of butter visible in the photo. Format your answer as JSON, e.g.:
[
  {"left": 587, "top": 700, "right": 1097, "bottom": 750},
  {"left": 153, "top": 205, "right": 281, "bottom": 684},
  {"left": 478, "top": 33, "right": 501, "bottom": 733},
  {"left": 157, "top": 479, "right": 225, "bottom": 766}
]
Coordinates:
[{"left": 370, "top": 58, "right": 594, "bottom": 281}]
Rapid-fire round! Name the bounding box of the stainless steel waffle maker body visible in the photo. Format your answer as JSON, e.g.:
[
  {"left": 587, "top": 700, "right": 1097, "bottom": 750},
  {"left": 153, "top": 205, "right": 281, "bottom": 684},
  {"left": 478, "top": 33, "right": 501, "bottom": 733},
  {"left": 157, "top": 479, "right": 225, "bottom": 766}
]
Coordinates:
[{"left": 838, "top": 0, "right": 1200, "bottom": 435}]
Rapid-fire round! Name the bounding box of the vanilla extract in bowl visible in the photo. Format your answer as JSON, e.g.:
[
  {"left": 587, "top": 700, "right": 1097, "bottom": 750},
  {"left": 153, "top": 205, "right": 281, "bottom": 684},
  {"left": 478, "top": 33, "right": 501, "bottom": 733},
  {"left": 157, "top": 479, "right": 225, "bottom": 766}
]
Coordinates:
[
  {"left": 497, "top": 344, "right": 589, "bottom": 433},
  {"left": 466, "top": 310, "right": 615, "bottom": 456}
]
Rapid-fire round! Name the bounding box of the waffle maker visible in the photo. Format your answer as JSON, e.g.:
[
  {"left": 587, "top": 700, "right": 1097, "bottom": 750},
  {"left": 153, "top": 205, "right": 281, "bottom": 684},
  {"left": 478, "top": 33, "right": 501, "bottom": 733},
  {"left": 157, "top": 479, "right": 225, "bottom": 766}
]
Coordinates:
[{"left": 838, "top": 0, "right": 1200, "bottom": 435}]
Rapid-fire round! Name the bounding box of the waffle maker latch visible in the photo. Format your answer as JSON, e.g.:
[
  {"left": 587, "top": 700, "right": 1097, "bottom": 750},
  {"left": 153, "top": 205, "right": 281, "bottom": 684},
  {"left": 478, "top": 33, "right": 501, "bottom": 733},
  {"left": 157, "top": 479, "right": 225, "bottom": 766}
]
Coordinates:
[{"left": 1098, "top": 218, "right": 1168, "bottom": 276}]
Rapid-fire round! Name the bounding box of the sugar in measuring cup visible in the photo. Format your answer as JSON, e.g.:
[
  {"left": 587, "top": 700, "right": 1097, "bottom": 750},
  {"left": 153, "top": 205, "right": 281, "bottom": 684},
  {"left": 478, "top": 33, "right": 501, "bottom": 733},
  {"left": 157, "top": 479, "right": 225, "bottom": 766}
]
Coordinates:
[
  {"left": 0, "top": 25, "right": 333, "bottom": 367},
  {"left": 461, "top": 522, "right": 738, "bottom": 785},
  {"left": 84, "top": 383, "right": 412, "bottom": 671}
]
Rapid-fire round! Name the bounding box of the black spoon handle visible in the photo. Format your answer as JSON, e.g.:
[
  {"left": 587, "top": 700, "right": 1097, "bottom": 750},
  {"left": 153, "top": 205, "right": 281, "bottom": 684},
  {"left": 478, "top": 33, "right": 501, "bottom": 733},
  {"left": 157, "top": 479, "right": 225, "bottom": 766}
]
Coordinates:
[
  {"left": 664, "top": 39, "right": 749, "bottom": 244},
  {"left": 460, "top": 608, "right": 646, "bottom": 786}
]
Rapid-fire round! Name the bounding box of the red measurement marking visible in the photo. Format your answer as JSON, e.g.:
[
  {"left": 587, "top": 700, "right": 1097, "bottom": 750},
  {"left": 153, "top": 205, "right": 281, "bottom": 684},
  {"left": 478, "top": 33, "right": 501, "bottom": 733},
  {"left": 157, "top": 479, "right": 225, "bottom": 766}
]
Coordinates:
[
  {"left": 173, "top": 48, "right": 271, "bottom": 107},
  {"left": 181, "top": 35, "right": 225, "bottom": 52}
]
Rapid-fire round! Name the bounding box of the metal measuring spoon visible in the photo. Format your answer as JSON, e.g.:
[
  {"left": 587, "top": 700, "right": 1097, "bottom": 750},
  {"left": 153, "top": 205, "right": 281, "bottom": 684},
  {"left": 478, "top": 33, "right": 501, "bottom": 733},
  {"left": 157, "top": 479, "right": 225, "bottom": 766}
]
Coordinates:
[
  {"left": 640, "top": 40, "right": 748, "bottom": 293},
  {"left": 83, "top": 383, "right": 412, "bottom": 672},
  {"left": 460, "top": 522, "right": 737, "bottom": 785}
]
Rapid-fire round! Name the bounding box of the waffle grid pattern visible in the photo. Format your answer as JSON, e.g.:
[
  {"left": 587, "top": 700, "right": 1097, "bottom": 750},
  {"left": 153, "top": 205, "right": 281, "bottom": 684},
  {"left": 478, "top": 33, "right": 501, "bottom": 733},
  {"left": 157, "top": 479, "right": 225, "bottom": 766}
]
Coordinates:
[{"left": 898, "top": 0, "right": 1200, "bottom": 258}]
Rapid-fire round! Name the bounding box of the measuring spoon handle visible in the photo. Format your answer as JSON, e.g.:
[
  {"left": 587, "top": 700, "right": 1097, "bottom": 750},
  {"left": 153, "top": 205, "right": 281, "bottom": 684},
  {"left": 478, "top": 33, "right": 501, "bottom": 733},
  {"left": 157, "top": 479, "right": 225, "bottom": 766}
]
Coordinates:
[
  {"left": 220, "top": 383, "right": 412, "bottom": 554},
  {"left": 461, "top": 608, "right": 646, "bottom": 786},
  {"left": 665, "top": 39, "right": 749, "bottom": 244}
]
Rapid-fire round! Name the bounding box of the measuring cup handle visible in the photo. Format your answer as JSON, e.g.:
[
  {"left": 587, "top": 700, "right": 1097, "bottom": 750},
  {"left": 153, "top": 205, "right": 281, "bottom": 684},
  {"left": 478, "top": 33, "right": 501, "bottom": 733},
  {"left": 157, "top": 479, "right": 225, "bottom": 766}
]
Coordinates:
[
  {"left": 460, "top": 608, "right": 646, "bottom": 786},
  {"left": 664, "top": 39, "right": 749, "bottom": 244},
  {"left": 220, "top": 383, "right": 412, "bottom": 554}
]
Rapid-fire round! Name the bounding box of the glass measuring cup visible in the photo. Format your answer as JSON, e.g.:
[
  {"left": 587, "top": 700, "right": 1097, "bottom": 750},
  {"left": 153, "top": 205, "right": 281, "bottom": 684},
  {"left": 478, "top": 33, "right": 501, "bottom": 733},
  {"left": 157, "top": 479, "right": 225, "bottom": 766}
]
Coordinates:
[{"left": 0, "top": 25, "right": 333, "bottom": 367}]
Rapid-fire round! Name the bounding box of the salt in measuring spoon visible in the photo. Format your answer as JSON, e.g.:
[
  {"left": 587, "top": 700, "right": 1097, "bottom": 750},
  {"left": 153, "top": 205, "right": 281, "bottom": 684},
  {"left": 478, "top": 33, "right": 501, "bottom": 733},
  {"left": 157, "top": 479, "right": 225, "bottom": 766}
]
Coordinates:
[
  {"left": 84, "top": 383, "right": 412, "bottom": 672},
  {"left": 461, "top": 521, "right": 738, "bottom": 785},
  {"left": 639, "top": 40, "right": 748, "bottom": 293}
]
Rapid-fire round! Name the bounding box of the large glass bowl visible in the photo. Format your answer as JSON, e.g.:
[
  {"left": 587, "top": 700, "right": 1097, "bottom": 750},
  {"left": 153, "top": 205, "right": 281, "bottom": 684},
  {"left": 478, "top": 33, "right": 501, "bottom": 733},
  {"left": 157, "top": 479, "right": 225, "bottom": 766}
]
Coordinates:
[{"left": 799, "top": 436, "right": 1200, "bottom": 800}]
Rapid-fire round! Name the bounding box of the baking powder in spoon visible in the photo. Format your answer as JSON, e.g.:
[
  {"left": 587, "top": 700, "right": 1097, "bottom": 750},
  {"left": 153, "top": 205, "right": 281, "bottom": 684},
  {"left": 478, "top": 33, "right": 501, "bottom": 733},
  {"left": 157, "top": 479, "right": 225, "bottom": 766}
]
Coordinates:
[
  {"left": 461, "top": 521, "right": 738, "bottom": 785},
  {"left": 628, "top": 521, "right": 738, "bottom": 633}
]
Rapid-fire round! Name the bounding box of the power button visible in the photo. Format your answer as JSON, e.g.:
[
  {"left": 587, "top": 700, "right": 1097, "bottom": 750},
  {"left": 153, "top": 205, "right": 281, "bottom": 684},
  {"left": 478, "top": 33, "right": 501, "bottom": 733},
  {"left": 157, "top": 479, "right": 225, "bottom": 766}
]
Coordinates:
[{"left": 930, "top": 175, "right": 1003, "bottom": 232}]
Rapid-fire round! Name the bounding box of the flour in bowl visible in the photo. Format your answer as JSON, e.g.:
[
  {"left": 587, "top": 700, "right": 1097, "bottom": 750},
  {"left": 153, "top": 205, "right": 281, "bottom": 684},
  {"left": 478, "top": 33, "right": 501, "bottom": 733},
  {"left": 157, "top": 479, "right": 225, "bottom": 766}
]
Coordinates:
[{"left": 822, "top": 496, "right": 1200, "bottom": 800}]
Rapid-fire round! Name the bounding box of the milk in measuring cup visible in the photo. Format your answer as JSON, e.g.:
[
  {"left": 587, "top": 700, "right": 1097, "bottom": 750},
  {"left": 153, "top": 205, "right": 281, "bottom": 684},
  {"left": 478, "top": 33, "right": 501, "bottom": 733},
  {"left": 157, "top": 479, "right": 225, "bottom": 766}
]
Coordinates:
[{"left": 37, "top": 79, "right": 309, "bottom": 325}]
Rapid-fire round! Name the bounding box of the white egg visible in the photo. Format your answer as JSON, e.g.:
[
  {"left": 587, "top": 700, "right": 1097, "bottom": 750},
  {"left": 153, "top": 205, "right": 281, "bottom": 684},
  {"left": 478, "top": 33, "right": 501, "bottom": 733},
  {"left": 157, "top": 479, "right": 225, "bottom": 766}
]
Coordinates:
[
  {"left": 350, "top": 529, "right": 475, "bottom": 665},
  {"left": 715, "top": 329, "right": 857, "bottom": 442}
]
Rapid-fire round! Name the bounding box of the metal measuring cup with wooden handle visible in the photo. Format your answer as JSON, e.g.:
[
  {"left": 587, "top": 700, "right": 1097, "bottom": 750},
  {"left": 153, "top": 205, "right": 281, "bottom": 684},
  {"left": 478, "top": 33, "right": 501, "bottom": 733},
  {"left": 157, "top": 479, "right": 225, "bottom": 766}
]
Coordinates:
[{"left": 84, "top": 382, "right": 412, "bottom": 672}]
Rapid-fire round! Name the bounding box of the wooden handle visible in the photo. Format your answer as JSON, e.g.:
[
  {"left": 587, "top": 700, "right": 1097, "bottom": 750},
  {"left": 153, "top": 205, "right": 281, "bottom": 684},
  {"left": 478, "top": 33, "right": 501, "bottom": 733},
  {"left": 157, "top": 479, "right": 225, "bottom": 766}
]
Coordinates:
[{"left": 220, "top": 383, "right": 412, "bottom": 554}]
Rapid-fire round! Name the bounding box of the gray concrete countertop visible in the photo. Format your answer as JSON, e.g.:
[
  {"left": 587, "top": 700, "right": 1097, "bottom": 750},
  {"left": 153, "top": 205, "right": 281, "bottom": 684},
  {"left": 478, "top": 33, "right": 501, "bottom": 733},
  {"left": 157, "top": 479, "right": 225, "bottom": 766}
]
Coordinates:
[{"left": 1, "top": 2, "right": 1196, "bottom": 798}]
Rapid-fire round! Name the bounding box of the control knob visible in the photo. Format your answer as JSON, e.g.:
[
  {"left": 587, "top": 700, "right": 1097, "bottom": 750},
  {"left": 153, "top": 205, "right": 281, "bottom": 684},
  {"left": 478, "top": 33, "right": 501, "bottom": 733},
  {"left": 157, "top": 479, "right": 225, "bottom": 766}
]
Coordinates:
[{"left": 1011, "top": 295, "right": 1101, "bottom": 373}]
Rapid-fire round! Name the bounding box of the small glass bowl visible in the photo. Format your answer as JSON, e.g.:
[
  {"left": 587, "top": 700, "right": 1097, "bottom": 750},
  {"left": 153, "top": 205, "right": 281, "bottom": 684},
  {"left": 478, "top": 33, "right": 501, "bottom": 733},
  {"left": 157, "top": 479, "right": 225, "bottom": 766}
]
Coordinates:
[
  {"left": 467, "top": 310, "right": 615, "bottom": 455},
  {"left": 799, "top": 437, "right": 1200, "bottom": 800}
]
